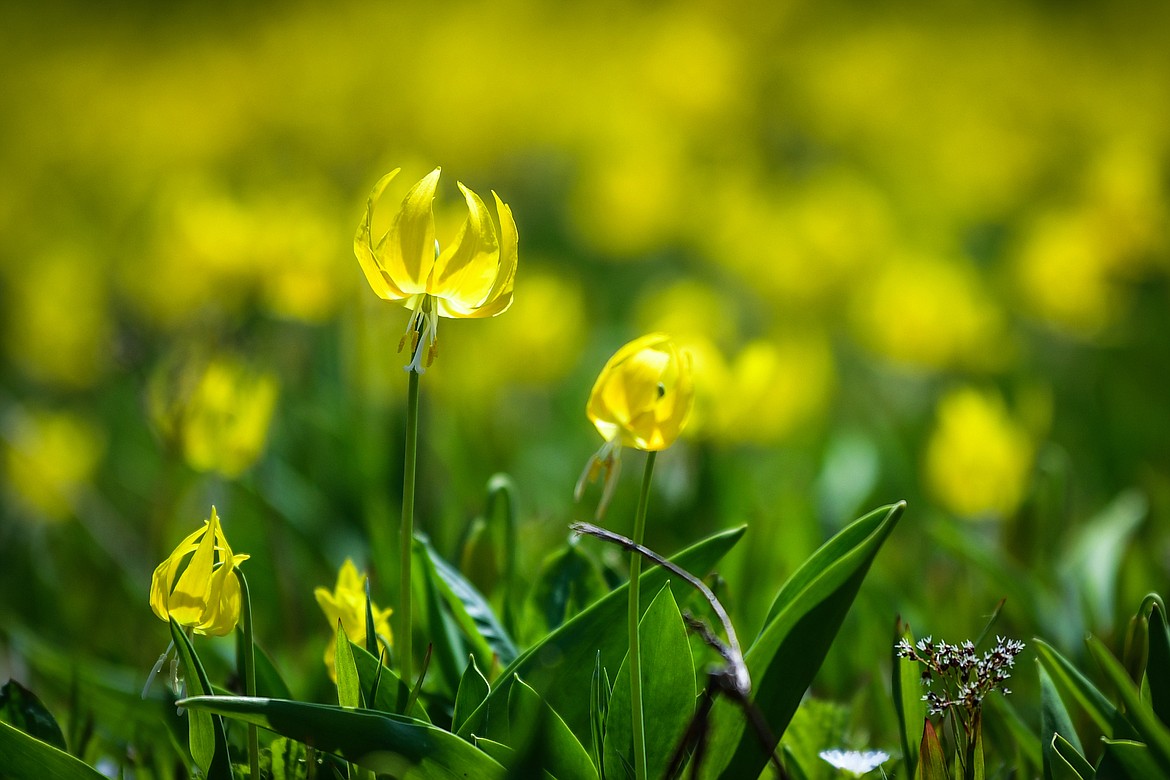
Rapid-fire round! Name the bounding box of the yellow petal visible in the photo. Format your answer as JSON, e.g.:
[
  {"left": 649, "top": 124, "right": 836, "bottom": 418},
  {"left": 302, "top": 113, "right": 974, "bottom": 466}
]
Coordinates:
[
  {"left": 455, "top": 191, "right": 518, "bottom": 319},
  {"left": 354, "top": 169, "right": 409, "bottom": 301},
  {"left": 378, "top": 168, "right": 440, "bottom": 295},
  {"left": 428, "top": 182, "right": 501, "bottom": 314},
  {"left": 200, "top": 560, "right": 242, "bottom": 636},
  {"left": 167, "top": 517, "right": 217, "bottom": 626}
]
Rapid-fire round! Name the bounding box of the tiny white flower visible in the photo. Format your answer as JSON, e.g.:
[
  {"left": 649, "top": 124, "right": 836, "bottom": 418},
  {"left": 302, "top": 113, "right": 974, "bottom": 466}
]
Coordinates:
[{"left": 819, "top": 748, "right": 891, "bottom": 776}]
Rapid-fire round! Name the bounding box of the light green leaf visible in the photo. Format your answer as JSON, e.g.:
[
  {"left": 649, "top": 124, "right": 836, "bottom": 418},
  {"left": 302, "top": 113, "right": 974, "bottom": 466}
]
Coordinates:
[
  {"left": 894, "top": 621, "right": 926, "bottom": 779},
  {"left": 1034, "top": 638, "right": 1131, "bottom": 739},
  {"left": 170, "top": 618, "right": 234, "bottom": 779},
  {"left": 0, "top": 720, "right": 107, "bottom": 780},
  {"left": 335, "top": 621, "right": 362, "bottom": 709},
  {"left": 454, "top": 655, "right": 491, "bottom": 735},
  {"left": 603, "top": 585, "right": 695, "bottom": 780},
  {"left": 457, "top": 525, "right": 745, "bottom": 742},
  {"left": 1041, "top": 662, "right": 1084, "bottom": 780},
  {"left": 350, "top": 643, "right": 430, "bottom": 722},
  {"left": 703, "top": 502, "right": 904, "bottom": 779},
  {"left": 180, "top": 695, "right": 505, "bottom": 778}
]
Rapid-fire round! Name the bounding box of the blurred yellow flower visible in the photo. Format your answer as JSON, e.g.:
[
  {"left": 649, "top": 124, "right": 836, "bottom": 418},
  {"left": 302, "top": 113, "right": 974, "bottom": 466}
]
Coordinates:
[
  {"left": 576, "top": 334, "right": 694, "bottom": 516},
  {"left": 149, "top": 507, "right": 250, "bottom": 637},
  {"left": 148, "top": 353, "right": 278, "bottom": 478},
  {"left": 315, "top": 558, "right": 393, "bottom": 681},
  {"left": 355, "top": 167, "right": 518, "bottom": 373},
  {"left": 924, "top": 388, "right": 1033, "bottom": 519},
  {"left": 2, "top": 406, "right": 105, "bottom": 523}
]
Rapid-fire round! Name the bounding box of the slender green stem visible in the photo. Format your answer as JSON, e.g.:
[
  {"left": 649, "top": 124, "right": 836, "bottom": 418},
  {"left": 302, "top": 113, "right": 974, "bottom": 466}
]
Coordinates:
[
  {"left": 627, "top": 450, "right": 657, "bottom": 780},
  {"left": 235, "top": 570, "right": 260, "bottom": 780},
  {"left": 399, "top": 367, "right": 420, "bottom": 691}
]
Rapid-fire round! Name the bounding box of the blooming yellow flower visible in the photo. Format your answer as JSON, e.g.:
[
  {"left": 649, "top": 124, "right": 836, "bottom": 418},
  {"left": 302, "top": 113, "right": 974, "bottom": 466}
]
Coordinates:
[
  {"left": 315, "top": 558, "right": 393, "bottom": 681},
  {"left": 149, "top": 507, "right": 250, "bottom": 636},
  {"left": 354, "top": 167, "right": 518, "bottom": 373},
  {"left": 575, "top": 333, "right": 695, "bottom": 517}
]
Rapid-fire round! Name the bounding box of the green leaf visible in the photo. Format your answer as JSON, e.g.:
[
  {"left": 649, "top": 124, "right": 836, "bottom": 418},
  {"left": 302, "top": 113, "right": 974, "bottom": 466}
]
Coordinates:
[
  {"left": 532, "top": 537, "right": 607, "bottom": 632},
  {"left": 590, "top": 652, "right": 612, "bottom": 773},
  {"left": 416, "top": 536, "right": 473, "bottom": 696},
  {"left": 181, "top": 695, "right": 506, "bottom": 778},
  {"left": 474, "top": 735, "right": 514, "bottom": 767},
  {"left": 1146, "top": 599, "right": 1170, "bottom": 725},
  {"left": 1041, "top": 662, "right": 1084, "bottom": 780},
  {"left": 986, "top": 694, "right": 1043, "bottom": 776},
  {"left": 1034, "top": 638, "right": 1131, "bottom": 739},
  {"left": 1102, "top": 738, "right": 1163, "bottom": 779},
  {"left": 1086, "top": 634, "right": 1170, "bottom": 773},
  {"left": 704, "top": 502, "right": 905, "bottom": 779},
  {"left": 917, "top": 719, "right": 950, "bottom": 780},
  {"left": 350, "top": 643, "right": 430, "bottom": 722},
  {"left": 0, "top": 720, "right": 107, "bottom": 780},
  {"left": 422, "top": 535, "right": 520, "bottom": 667},
  {"left": 335, "top": 621, "right": 362, "bottom": 709},
  {"left": 0, "top": 679, "right": 67, "bottom": 752},
  {"left": 457, "top": 525, "right": 745, "bottom": 742},
  {"left": 894, "top": 621, "right": 926, "bottom": 779},
  {"left": 269, "top": 736, "right": 312, "bottom": 780},
  {"left": 602, "top": 585, "right": 696, "bottom": 780},
  {"left": 170, "top": 619, "right": 235, "bottom": 779},
  {"left": 1049, "top": 734, "right": 1092, "bottom": 780},
  {"left": 508, "top": 675, "right": 598, "bottom": 780},
  {"left": 454, "top": 655, "right": 491, "bottom": 735}
]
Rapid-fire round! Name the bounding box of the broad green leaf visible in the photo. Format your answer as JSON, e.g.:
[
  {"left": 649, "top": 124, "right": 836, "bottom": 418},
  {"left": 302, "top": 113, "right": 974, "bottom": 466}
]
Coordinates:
[
  {"left": 1086, "top": 635, "right": 1170, "bottom": 773},
  {"left": 454, "top": 655, "right": 491, "bottom": 735},
  {"left": 704, "top": 502, "right": 904, "bottom": 779},
  {"left": 1146, "top": 600, "right": 1170, "bottom": 725},
  {"left": 509, "top": 675, "right": 598, "bottom": 780},
  {"left": 602, "top": 585, "right": 695, "bottom": 780},
  {"left": 917, "top": 719, "right": 949, "bottom": 780},
  {"left": 474, "top": 736, "right": 514, "bottom": 766},
  {"left": 181, "top": 695, "right": 506, "bottom": 778},
  {"left": 894, "top": 621, "right": 926, "bottom": 779},
  {"left": 0, "top": 679, "right": 67, "bottom": 752},
  {"left": 1049, "top": 734, "right": 1092, "bottom": 780},
  {"left": 170, "top": 619, "right": 234, "bottom": 779},
  {"left": 532, "top": 537, "right": 607, "bottom": 632},
  {"left": 1102, "top": 738, "right": 1163, "bottom": 779},
  {"left": 1041, "top": 662, "right": 1084, "bottom": 780},
  {"left": 423, "top": 535, "right": 519, "bottom": 667},
  {"left": 457, "top": 525, "right": 745, "bottom": 742},
  {"left": 0, "top": 720, "right": 106, "bottom": 780},
  {"left": 335, "top": 621, "right": 362, "bottom": 709},
  {"left": 350, "top": 643, "right": 430, "bottom": 721},
  {"left": 1034, "top": 638, "right": 1131, "bottom": 739},
  {"left": 416, "top": 537, "right": 474, "bottom": 695}
]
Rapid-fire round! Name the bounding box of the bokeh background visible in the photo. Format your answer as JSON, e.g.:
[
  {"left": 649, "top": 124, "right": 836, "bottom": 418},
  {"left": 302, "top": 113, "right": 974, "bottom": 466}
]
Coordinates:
[{"left": 2, "top": 0, "right": 1168, "bottom": 767}]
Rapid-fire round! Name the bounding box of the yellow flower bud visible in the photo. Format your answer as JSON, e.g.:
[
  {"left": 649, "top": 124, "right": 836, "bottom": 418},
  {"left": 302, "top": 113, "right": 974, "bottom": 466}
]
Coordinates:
[
  {"left": 314, "top": 558, "right": 393, "bottom": 681},
  {"left": 149, "top": 508, "right": 249, "bottom": 637}
]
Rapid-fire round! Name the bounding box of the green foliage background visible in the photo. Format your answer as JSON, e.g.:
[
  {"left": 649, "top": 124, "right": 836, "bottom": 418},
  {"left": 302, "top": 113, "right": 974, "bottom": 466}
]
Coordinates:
[{"left": 1, "top": 0, "right": 1168, "bottom": 770}]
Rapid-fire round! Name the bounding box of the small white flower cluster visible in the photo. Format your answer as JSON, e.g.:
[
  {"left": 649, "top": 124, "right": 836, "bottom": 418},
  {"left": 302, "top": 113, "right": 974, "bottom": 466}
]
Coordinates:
[
  {"left": 818, "top": 748, "right": 890, "bottom": 776},
  {"left": 895, "top": 634, "right": 1025, "bottom": 717}
]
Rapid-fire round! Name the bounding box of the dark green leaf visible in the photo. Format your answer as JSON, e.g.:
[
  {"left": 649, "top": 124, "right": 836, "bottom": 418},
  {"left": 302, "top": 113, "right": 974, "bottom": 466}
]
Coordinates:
[
  {"left": 456, "top": 525, "right": 745, "bottom": 743},
  {"left": 0, "top": 679, "right": 67, "bottom": 752},
  {"left": 1035, "top": 638, "right": 1131, "bottom": 739},
  {"left": 532, "top": 537, "right": 606, "bottom": 632},
  {"left": 705, "top": 502, "right": 904, "bottom": 779},
  {"left": 1049, "top": 734, "right": 1092, "bottom": 780},
  {"left": 508, "top": 675, "right": 598, "bottom": 780},
  {"left": 603, "top": 585, "right": 695, "bottom": 780},
  {"left": 1146, "top": 599, "right": 1170, "bottom": 726},
  {"left": 170, "top": 619, "right": 235, "bottom": 779},
  {"left": 454, "top": 655, "right": 491, "bottom": 735},
  {"left": 1041, "top": 662, "right": 1084, "bottom": 780},
  {"left": 1086, "top": 635, "right": 1170, "bottom": 773},
  {"left": 416, "top": 536, "right": 472, "bottom": 696},
  {"left": 181, "top": 695, "right": 505, "bottom": 778},
  {"left": 590, "top": 651, "right": 611, "bottom": 774},
  {"left": 1102, "top": 738, "right": 1162, "bottom": 779},
  {"left": 0, "top": 720, "right": 106, "bottom": 780},
  {"left": 349, "top": 643, "right": 430, "bottom": 722}
]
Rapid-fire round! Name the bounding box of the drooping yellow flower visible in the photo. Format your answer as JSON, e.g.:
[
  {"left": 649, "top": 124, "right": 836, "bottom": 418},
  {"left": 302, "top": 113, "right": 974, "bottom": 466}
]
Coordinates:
[
  {"left": 354, "top": 167, "right": 518, "bottom": 373},
  {"left": 575, "top": 334, "right": 695, "bottom": 517},
  {"left": 149, "top": 507, "right": 250, "bottom": 636},
  {"left": 315, "top": 558, "right": 393, "bottom": 681}
]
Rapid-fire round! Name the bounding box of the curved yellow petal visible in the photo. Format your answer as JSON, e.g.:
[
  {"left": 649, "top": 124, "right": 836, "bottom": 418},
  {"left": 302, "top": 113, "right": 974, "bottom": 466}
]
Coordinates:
[
  {"left": 354, "top": 169, "right": 409, "bottom": 301},
  {"left": 379, "top": 168, "right": 440, "bottom": 295},
  {"left": 455, "top": 191, "right": 518, "bottom": 319},
  {"left": 167, "top": 515, "right": 218, "bottom": 626},
  {"left": 429, "top": 182, "right": 500, "bottom": 314}
]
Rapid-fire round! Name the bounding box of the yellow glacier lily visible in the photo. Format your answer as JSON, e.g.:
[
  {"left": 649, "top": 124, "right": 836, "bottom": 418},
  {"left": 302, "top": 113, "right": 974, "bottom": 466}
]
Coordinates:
[
  {"left": 576, "top": 333, "right": 695, "bottom": 517},
  {"left": 149, "top": 507, "right": 250, "bottom": 636},
  {"left": 315, "top": 558, "right": 393, "bottom": 681},
  {"left": 354, "top": 167, "right": 519, "bottom": 373}
]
